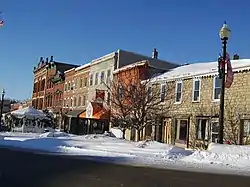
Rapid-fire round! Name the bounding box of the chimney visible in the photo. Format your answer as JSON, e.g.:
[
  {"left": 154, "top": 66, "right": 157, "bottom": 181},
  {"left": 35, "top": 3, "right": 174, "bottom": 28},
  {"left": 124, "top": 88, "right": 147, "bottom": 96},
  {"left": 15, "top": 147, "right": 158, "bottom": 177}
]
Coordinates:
[
  {"left": 39, "top": 57, "right": 43, "bottom": 62},
  {"left": 152, "top": 48, "right": 158, "bottom": 59},
  {"left": 233, "top": 54, "right": 239, "bottom": 60},
  {"left": 50, "top": 56, "right": 54, "bottom": 62}
]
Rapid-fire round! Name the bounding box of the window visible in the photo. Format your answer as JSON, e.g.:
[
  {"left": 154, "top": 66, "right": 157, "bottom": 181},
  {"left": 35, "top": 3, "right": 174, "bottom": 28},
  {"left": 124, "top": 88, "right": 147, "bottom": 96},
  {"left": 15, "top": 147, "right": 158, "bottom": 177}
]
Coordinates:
[
  {"left": 193, "top": 79, "right": 200, "bottom": 102},
  {"left": 73, "top": 97, "right": 77, "bottom": 107},
  {"left": 90, "top": 74, "right": 93, "bottom": 86},
  {"left": 64, "top": 99, "right": 66, "bottom": 107},
  {"left": 95, "top": 72, "right": 99, "bottom": 85},
  {"left": 175, "top": 81, "right": 182, "bottom": 103},
  {"left": 78, "top": 96, "right": 81, "bottom": 107},
  {"left": 74, "top": 79, "right": 78, "bottom": 89},
  {"left": 196, "top": 118, "right": 209, "bottom": 140},
  {"left": 107, "top": 69, "right": 111, "bottom": 84},
  {"left": 100, "top": 71, "right": 105, "bottom": 83},
  {"left": 84, "top": 77, "right": 88, "bottom": 87},
  {"left": 83, "top": 95, "right": 86, "bottom": 106},
  {"left": 118, "top": 86, "right": 123, "bottom": 99},
  {"left": 160, "top": 84, "right": 166, "bottom": 102},
  {"left": 243, "top": 120, "right": 250, "bottom": 137},
  {"left": 70, "top": 98, "right": 73, "bottom": 107},
  {"left": 64, "top": 83, "right": 67, "bottom": 91},
  {"left": 147, "top": 86, "right": 152, "bottom": 101},
  {"left": 213, "top": 76, "right": 221, "bottom": 100},
  {"left": 107, "top": 92, "right": 111, "bottom": 105},
  {"left": 79, "top": 78, "right": 83, "bottom": 88},
  {"left": 210, "top": 119, "right": 219, "bottom": 143},
  {"left": 68, "top": 82, "right": 71, "bottom": 91}
]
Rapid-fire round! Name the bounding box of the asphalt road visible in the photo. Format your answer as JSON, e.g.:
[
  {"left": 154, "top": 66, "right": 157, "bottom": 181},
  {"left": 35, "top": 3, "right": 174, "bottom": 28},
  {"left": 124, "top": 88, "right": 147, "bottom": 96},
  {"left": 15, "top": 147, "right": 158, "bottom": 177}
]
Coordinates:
[{"left": 0, "top": 148, "right": 250, "bottom": 187}]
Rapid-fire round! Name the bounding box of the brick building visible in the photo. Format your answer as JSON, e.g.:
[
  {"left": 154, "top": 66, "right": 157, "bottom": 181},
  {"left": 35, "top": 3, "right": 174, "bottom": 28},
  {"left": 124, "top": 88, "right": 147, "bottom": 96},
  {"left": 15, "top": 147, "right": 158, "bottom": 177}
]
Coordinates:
[
  {"left": 63, "top": 67, "right": 77, "bottom": 110},
  {"left": 32, "top": 56, "right": 77, "bottom": 111},
  {"left": 73, "top": 63, "right": 91, "bottom": 109},
  {"left": 150, "top": 56, "right": 250, "bottom": 148},
  {"left": 112, "top": 58, "right": 179, "bottom": 141}
]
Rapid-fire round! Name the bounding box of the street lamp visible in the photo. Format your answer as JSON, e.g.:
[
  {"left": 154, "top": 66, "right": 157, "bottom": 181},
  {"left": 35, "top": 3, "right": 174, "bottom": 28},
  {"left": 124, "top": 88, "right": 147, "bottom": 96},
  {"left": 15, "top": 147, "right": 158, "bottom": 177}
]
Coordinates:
[
  {"left": 218, "top": 22, "right": 231, "bottom": 144},
  {"left": 0, "top": 89, "right": 5, "bottom": 127}
]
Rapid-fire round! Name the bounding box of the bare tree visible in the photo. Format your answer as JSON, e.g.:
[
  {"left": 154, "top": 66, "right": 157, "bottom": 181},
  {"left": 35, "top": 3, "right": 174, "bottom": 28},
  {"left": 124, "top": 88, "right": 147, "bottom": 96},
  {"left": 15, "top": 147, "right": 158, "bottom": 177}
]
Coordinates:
[{"left": 106, "top": 76, "right": 175, "bottom": 141}]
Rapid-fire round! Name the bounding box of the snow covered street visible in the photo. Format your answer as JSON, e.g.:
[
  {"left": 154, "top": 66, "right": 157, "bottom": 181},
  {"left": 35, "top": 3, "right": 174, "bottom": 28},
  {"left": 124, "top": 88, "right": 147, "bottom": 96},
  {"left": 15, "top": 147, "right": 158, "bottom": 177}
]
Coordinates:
[{"left": 0, "top": 131, "right": 250, "bottom": 175}]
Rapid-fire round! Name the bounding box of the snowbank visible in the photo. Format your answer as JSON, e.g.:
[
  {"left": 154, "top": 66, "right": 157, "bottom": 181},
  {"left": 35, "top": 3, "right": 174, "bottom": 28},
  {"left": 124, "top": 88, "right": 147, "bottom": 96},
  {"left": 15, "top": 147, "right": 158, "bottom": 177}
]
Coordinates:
[
  {"left": 110, "top": 128, "right": 123, "bottom": 138},
  {"left": 1, "top": 133, "right": 250, "bottom": 174},
  {"left": 39, "top": 132, "right": 71, "bottom": 138},
  {"left": 208, "top": 143, "right": 250, "bottom": 155}
]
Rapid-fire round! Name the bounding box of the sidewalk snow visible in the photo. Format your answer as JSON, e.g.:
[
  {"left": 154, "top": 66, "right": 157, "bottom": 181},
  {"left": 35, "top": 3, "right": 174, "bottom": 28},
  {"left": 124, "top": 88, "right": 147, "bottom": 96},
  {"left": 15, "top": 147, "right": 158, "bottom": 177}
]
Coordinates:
[{"left": 1, "top": 132, "right": 250, "bottom": 174}]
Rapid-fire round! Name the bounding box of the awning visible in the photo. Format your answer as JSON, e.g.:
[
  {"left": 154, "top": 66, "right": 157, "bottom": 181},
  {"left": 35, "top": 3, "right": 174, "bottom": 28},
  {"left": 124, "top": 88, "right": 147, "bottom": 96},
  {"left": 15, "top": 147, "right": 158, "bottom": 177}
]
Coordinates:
[
  {"left": 79, "top": 109, "right": 110, "bottom": 119},
  {"left": 65, "top": 110, "right": 85, "bottom": 118}
]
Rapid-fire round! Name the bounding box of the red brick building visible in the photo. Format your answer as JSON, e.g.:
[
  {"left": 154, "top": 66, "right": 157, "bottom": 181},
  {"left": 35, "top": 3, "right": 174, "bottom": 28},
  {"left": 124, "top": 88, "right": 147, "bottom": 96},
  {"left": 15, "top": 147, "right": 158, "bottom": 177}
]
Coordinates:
[{"left": 32, "top": 56, "right": 78, "bottom": 112}]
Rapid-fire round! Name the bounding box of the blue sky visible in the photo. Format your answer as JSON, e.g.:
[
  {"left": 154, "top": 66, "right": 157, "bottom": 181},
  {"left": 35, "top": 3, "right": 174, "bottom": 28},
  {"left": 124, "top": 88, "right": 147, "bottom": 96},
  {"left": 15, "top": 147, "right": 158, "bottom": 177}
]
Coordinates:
[{"left": 1, "top": 0, "right": 250, "bottom": 100}]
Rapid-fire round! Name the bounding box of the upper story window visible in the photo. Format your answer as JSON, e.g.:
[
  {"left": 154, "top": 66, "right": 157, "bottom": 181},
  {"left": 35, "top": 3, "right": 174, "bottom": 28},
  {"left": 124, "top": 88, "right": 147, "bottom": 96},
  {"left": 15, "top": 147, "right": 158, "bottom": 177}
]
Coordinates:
[
  {"left": 213, "top": 76, "right": 221, "bottom": 101},
  {"left": 79, "top": 78, "right": 83, "bottom": 88},
  {"left": 64, "top": 83, "right": 67, "bottom": 91},
  {"left": 193, "top": 79, "right": 201, "bottom": 102},
  {"left": 100, "top": 71, "right": 105, "bottom": 83},
  {"left": 90, "top": 74, "right": 93, "bottom": 86},
  {"left": 107, "top": 69, "right": 111, "bottom": 84},
  {"left": 160, "top": 84, "right": 166, "bottom": 102},
  {"left": 78, "top": 96, "right": 82, "bottom": 107},
  {"left": 68, "top": 82, "right": 71, "bottom": 91},
  {"left": 147, "top": 86, "right": 152, "bottom": 102},
  {"left": 84, "top": 77, "right": 88, "bottom": 87},
  {"left": 95, "top": 72, "right": 99, "bottom": 85},
  {"left": 175, "top": 81, "right": 182, "bottom": 103}
]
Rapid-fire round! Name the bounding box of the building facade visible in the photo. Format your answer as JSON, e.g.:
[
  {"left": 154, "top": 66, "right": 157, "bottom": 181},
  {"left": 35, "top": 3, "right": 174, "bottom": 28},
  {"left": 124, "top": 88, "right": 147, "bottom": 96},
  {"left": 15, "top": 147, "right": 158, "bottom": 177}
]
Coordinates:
[
  {"left": 87, "top": 49, "right": 178, "bottom": 111},
  {"left": 73, "top": 63, "right": 91, "bottom": 110},
  {"left": 150, "top": 57, "right": 250, "bottom": 148},
  {"left": 32, "top": 56, "right": 77, "bottom": 111},
  {"left": 112, "top": 59, "right": 179, "bottom": 141}
]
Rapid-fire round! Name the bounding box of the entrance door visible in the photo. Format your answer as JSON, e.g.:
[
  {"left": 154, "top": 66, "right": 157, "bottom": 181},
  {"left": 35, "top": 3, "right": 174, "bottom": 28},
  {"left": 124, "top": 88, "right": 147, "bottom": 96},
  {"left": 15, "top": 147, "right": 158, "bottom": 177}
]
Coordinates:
[{"left": 175, "top": 119, "right": 188, "bottom": 145}]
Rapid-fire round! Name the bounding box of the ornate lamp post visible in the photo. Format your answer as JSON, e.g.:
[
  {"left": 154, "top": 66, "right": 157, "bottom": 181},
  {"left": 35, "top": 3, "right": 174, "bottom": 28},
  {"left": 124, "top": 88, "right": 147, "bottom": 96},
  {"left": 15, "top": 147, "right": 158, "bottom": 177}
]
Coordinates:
[
  {"left": 0, "top": 89, "right": 5, "bottom": 127},
  {"left": 218, "top": 22, "right": 231, "bottom": 144}
]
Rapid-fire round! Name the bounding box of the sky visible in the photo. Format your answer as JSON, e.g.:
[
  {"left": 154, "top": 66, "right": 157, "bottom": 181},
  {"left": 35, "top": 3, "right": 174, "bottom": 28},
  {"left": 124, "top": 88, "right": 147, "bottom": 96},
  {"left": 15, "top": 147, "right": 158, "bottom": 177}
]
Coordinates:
[{"left": 0, "top": 0, "right": 250, "bottom": 100}]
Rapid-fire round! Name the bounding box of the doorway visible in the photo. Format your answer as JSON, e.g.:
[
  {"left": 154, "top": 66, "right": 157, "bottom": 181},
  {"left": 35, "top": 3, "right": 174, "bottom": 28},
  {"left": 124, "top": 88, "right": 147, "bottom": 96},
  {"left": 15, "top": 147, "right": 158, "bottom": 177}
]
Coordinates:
[{"left": 175, "top": 119, "right": 188, "bottom": 145}]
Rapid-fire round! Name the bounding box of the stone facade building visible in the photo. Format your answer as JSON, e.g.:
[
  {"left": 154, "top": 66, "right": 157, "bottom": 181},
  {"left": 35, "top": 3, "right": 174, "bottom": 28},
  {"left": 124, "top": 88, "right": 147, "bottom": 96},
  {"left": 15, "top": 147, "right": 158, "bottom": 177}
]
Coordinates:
[{"left": 150, "top": 57, "right": 250, "bottom": 148}]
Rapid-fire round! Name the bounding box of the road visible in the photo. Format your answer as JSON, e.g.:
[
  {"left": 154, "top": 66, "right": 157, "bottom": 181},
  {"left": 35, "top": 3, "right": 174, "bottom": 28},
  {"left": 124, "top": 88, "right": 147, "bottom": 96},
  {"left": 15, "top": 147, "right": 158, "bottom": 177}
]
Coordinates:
[{"left": 0, "top": 148, "right": 250, "bottom": 187}]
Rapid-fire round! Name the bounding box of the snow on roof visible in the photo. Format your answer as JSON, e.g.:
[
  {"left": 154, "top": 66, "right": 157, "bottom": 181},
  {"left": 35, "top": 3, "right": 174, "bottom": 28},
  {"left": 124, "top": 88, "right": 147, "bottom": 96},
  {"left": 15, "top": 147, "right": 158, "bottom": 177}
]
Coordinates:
[
  {"left": 64, "top": 67, "right": 76, "bottom": 74},
  {"left": 113, "top": 60, "right": 148, "bottom": 74},
  {"left": 151, "top": 59, "right": 250, "bottom": 82},
  {"left": 75, "top": 63, "right": 91, "bottom": 71}
]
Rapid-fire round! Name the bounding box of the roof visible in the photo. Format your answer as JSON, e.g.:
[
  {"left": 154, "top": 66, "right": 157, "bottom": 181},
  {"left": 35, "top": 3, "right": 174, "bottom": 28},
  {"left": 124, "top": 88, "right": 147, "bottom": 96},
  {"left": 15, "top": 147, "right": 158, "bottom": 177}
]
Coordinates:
[
  {"left": 151, "top": 59, "right": 250, "bottom": 82},
  {"left": 75, "top": 63, "right": 91, "bottom": 71},
  {"left": 64, "top": 67, "right": 76, "bottom": 74},
  {"left": 113, "top": 60, "right": 148, "bottom": 74}
]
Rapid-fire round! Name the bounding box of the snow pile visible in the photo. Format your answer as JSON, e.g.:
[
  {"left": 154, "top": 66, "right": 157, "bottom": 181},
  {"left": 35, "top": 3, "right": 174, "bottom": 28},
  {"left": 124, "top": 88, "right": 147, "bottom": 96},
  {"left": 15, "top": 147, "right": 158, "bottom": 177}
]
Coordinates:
[
  {"left": 39, "top": 132, "right": 71, "bottom": 138},
  {"left": 183, "top": 143, "right": 250, "bottom": 169},
  {"left": 110, "top": 128, "right": 123, "bottom": 138},
  {"left": 2, "top": 132, "right": 250, "bottom": 173}
]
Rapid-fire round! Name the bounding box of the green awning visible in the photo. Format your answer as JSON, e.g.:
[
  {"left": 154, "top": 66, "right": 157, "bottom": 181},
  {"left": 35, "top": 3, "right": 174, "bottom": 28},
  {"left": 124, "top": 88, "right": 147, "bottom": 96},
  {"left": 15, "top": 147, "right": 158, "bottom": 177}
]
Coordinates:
[{"left": 66, "top": 110, "right": 85, "bottom": 118}]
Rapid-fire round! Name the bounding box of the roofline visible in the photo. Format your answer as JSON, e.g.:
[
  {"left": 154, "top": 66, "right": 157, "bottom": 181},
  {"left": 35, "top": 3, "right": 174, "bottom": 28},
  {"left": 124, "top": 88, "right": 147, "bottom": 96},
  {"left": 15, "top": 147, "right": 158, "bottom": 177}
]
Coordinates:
[
  {"left": 150, "top": 59, "right": 250, "bottom": 83},
  {"left": 75, "top": 62, "right": 91, "bottom": 71},
  {"left": 64, "top": 67, "right": 76, "bottom": 74},
  {"left": 91, "top": 51, "right": 117, "bottom": 65}
]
